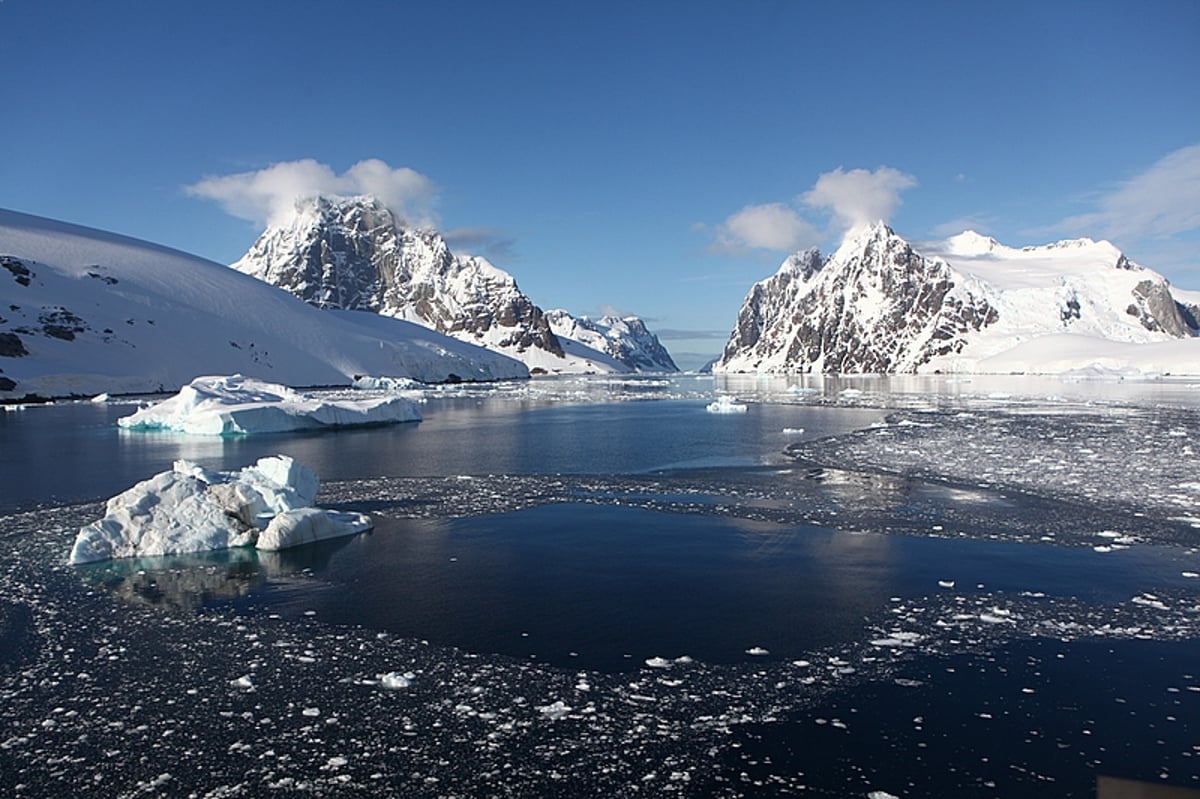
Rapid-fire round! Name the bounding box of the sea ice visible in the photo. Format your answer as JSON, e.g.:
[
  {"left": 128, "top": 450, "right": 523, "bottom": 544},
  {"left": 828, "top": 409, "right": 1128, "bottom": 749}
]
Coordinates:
[
  {"left": 117, "top": 374, "right": 421, "bottom": 436},
  {"left": 351, "top": 375, "right": 422, "bottom": 392},
  {"left": 69, "top": 455, "right": 371, "bottom": 563},
  {"left": 706, "top": 395, "right": 748, "bottom": 414}
]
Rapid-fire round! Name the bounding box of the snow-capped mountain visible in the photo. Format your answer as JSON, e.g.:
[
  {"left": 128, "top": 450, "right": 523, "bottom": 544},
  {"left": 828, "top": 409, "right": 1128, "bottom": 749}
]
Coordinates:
[
  {"left": 715, "top": 222, "right": 1198, "bottom": 375},
  {"left": 545, "top": 310, "right": 678, "bottom": 372},
  {"left": 0, "top": 209, "right": 527, "bottom": 399},
  {"left": 232, "top": 195, "right": 628, "bottom": 374}
]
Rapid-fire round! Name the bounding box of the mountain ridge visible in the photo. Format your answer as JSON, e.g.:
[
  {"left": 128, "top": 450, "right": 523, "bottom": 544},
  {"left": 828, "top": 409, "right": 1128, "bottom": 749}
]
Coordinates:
[
  {"left": 233, "top": 195, "right": 675, "bottom": 374},
  {"left": 716, "top": 221, "right": 1197, "bottom": 374}
]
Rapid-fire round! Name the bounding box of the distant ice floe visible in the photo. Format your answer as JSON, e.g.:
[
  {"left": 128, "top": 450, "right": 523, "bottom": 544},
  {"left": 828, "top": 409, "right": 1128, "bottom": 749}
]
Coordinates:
[
  {"left": 117, "top": 374, "right": 421, "bottom": 436},
  {"left": 69, "top": 455, "right": 371, "bottom": 563},
  {"left": 706, "top": 395, "right": 748, "bottom": 414},
  {"left": 351, "top": 374, "right": 423, "bottom": 392}
]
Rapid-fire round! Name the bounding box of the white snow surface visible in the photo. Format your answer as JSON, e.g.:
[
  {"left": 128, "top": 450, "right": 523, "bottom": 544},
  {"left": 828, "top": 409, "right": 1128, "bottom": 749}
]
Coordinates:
[
  {"left": 0, "top": 208, "right": 527, "bottom": 399},
  {"left": 117, "top": 374, "right": 421, "bottom": 435},
  {"left": 69, "top": 455, "right": 369, "bottom": 563}
]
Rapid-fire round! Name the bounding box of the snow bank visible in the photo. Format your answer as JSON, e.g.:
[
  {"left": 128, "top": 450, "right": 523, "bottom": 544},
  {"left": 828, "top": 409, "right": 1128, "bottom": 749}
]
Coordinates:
[
  {"left": 706, "top": 395, "right": 748, "bottom": 414},
  {"left": 70, "top": 455, "right": 370, "bottom": 564},
  {"left": 117, "top": 374, "right": 421, "bottom": 435}
]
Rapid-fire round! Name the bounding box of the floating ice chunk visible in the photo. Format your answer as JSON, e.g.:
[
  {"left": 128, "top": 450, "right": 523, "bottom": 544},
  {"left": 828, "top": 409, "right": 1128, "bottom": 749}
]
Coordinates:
[
  {"left": 90, "top": 393, "right": 109, "bottom": 403},
  {"left": 1131, "top": 594, "right": 1169, "bottom": 610},
  {"left": 351, "top": 375, "right": 422, "bottom": 391},
  {"left": 938, "top": 580, "right": 955, "bottom": 589},
  {"left": 782, "top": 427, "right": 805, "bottom": 434},
  {"left": 230, "top": 675, "right": 254, "bottom": 690},
  {"left": 117, "top": 374, "right": 421, "bottom": 436},
  {"left": 644, "top": 657, "right": 673, "bottom": 669},
  {"left": 256, "top": 508, "right": 372, "bottom": 551},
  {"left": 537, "top": 700, "right": 572, "bottom": 720},
  {"left": 70, "top": 455, "right": 369, "bottom": 563},
  {"left": 867, "top": 791, "right": 900, "bottom": 799},
  {"left": 706, "top": 395, "right": 748, "bottom": 414},
  {"left": 377, "top": 672, "right": 413, "bottom": 690},
  {"left": 745, "top": 646, "right": 769, "bottom": 656},
  {"left": 1182, "top": 572, "right": 1199, "bottom": 579},
  {"left": 979, "top": 611, "right": 1015, "bottom": 624}
]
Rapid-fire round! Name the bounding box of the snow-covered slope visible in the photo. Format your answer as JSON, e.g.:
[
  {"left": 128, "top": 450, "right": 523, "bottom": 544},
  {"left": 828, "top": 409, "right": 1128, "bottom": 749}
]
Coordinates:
[
  {"left": 545, "top": 310, "right": 678, "bottom": 372},
  {"left": 715, "top": 222, "right": 1199, "bottom": 375},
  {"left": 232, "top": 195, "right": 625, "bottom": 375},
  {"left": 0, "top": 209, "right": 528, "bottom": 399}
]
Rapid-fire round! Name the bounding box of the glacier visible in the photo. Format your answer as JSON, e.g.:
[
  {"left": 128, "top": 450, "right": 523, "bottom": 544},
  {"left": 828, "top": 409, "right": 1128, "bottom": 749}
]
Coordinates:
[{"left": 116, "top": 374, "right": 422, "bottom": 435}]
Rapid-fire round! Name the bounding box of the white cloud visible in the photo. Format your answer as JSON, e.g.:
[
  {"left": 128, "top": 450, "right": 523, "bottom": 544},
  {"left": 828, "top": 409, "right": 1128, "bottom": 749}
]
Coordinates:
[
  {"left": 800, "top": 166, "right": 918, "bottom": 233},
  {"left": 929, "top": 214, "right": 995, "bottom": 239},
  {"left": 710, "top": 165, "right": 917, "bottom": 254},
  {"left": 713, "top": 202, "right": 822, "bottom": 253},
  {"left": 186, "top": 158, "right": 438, "bottom": 228},
  {"left": 1056, "top": 143, "right": 1200, "bottom": 241}
]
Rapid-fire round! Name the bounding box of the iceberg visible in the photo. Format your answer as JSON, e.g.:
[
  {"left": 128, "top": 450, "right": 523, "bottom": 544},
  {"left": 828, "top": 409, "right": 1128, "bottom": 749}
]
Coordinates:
[
  {"left": 117, "top": 374, "right": 421, "bottom": 435},
  {"left": 69, "top": 455, "right": 371, "bottom": 564},
  {"left": 706, "top": 395, "right": 748, "bottom": 414}
]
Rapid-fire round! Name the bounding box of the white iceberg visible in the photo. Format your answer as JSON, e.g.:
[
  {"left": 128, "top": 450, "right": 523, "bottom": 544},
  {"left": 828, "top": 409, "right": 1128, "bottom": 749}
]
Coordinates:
[
  {"left": 117, "top": 374, "right": 421, "bottom": 436},
  {"left": 69, "top": 455, "right": 372, "bottom": 564},
  {"left": 706, "top": 395, "right": 748, "bottom": 414},
  {"left": 351, "top": 375, "right": 423, "bottom": 391}
]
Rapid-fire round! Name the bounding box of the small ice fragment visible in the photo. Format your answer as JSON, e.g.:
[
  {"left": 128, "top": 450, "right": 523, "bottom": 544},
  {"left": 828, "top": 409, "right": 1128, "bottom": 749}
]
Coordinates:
[
  {"left": 782, "top": 427, "right": 805, "bottom": 435},
  {"left": 537, "top": 700, "right": 571, "bottom": 720},
  {"left": 745, "top": 646, "right": 769, "bottom": 656},
  {"left": 301, "top": 707, "right": 320, "bottom": 717},
  {"left": 1182, "top": 572, "right": 1198, "bottom": 579},
  {"left": 377, "top": 672, "right": 413, "bottom": 690},
  {"left": 938, "top": 580, "right": 955, "bottom": 589},
  {"left": 230, "top": 675, "right": 253, "bottom": 690},
  {"left": 644, "top": 657, "right": 672, "bottom": 669},
  {"left": 867, "top": 791, "right": 900, "bottom": 799}
]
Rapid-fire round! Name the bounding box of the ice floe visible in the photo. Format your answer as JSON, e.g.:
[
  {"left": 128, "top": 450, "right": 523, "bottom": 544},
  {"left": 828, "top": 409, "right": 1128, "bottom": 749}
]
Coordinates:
[
  {"left": 69, "top": 455, "right": 371, "bottom": 563},
  {"left": 706, "top": 395, "right": 748, "bottom": 414},
  {"left": 117, "top": 374, "right": 421, "bottom": 436}
]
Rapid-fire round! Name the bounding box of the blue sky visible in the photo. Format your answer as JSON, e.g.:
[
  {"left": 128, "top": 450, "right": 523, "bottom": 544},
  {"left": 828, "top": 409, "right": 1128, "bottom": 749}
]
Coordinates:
[{"left": 3, "top": 0, "right": 1197, "bottom": 369}]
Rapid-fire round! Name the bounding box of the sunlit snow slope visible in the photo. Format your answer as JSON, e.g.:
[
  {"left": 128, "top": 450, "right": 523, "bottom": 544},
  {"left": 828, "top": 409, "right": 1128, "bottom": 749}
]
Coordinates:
[{"left": 0, "top": 209, "right": 527, "bottom": 399}]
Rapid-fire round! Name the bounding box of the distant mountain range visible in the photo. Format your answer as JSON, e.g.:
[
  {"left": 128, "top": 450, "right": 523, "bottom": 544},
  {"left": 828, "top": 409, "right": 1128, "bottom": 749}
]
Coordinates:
[
  {"left": 231, "top": 196, "right": 677, "bottom": 374},
  {"left": 715, "top": 222, "right": 1199, "bottom": 375}
]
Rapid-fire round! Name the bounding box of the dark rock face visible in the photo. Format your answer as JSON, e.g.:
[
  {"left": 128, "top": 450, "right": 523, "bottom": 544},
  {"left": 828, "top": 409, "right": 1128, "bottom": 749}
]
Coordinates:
[
  {"left": 2, "top": 256, "right": 32, "bottom": 287},
  {"left": 0, "top": 332, "right": 28, "bottom": 357},
  {"left": 232, "top": 196, "right": 564, "bottom": 359},
  {"left": 1128, "top": 279, "right": 1192, "bottom": 336},
  {"left": 718, "top": 226, "right": 997, "bottom": 374}
]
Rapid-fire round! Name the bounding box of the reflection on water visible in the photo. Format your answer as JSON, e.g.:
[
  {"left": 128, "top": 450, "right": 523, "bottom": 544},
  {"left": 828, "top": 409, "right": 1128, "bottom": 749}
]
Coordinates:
[{"left": 75, "top": 535, "right": 359, "bottom": 611}]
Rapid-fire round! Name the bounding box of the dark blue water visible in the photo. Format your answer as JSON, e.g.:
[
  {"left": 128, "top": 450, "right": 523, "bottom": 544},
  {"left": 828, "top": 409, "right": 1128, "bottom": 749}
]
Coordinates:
[
  {"left": 238, "top": 504, "right": 1200, "bottom": 671},
  {"left": 0, "top": 391, "right": 882, "bottom": 513}
]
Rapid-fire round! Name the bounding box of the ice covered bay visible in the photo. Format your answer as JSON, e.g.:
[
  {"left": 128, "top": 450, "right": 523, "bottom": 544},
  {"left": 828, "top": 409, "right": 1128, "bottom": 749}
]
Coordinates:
[{"left": 1, "top": 374, "right": 1198, "bottom": 797}]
